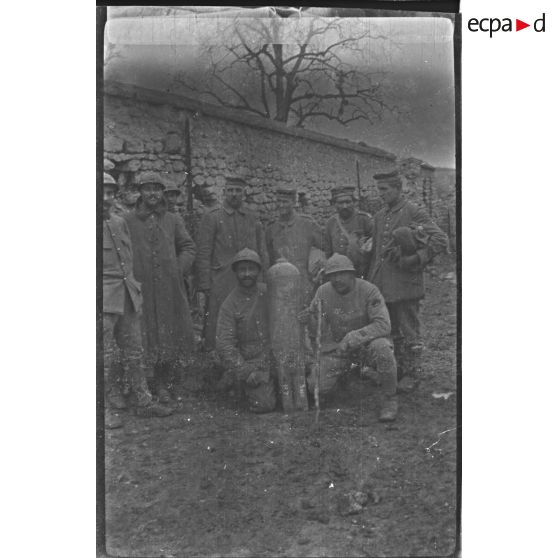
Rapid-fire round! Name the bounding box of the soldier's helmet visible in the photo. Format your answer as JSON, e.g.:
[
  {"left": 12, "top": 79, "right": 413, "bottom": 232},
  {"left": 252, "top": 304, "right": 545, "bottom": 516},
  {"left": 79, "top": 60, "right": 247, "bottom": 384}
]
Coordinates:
[
  {"left": 103, "top": 172, "right": 118, "bottom": 189},
  {"left": 231, "top": 248, "right": 262, "bottom": 271},
  {"left": 323, "top": 253, "right": 356, "bottom": 276}
]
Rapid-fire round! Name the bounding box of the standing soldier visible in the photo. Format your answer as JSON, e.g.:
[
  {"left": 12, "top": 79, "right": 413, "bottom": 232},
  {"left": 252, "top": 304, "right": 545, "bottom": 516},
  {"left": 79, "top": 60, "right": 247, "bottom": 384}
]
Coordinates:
[
  {"left": 266, "top": 186, "right": 324, "bottom": 305},
  {"left": 216, "top": 249, "right": 277, "bottom": 414},
  {"left": 299, "top": 254, "right": 399, "bottom": 422},
  {"left": 367, "top": 171, "right": 448, "bottom": 392},
  {"left": 195, "top": 176, "right": 267, "bottom": 351},
  {"left": 324, "top": 186, "right": 374, "bottom": 278},
  {"left": 102, "top": 173, "right": 173, "bottom": 428},
  {"left": 125, "top": 171, "right": 197, "bottom": 403}
]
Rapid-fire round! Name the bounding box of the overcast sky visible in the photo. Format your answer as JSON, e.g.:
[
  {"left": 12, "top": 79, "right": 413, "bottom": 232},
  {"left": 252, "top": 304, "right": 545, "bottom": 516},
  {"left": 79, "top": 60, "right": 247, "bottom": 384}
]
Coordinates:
[{"left": 105, "top": 12, "right": 456, "bottom": 168}]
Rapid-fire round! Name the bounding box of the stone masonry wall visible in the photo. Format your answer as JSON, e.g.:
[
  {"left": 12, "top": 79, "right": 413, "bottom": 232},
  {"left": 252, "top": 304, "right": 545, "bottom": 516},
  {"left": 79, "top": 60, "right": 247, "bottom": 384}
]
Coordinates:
[{"left": 103, "top": 81, "right": 397, "bottom": 227}]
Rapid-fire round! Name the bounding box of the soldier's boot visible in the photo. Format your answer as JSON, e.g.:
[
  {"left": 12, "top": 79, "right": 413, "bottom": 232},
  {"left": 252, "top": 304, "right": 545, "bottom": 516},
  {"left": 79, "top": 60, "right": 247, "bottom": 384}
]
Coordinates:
[
  {"left": 105, "top": 349, "right": 127, "bottom": 409},
  {"left": 366, "top": 337, "right": 399, "bottom": 422},
  {"left": 106, "top": 367, "right": 127, "bottom": 409},
  {"left": 155, "top": 362, "right": 173, "bottom": 403},
  {"left": 105, "top": 407, "right": 124, "bottom": 429},
  {"left": 107, "top": 390, "right": 127, "bottom": 410},
  {"left": 397, "top": 343, "right": 423, "bottom": 393},
  {"left": 135, "top": 401, "right": 174, "bottom": 418},
  {"left": 379, "top": 396, "right": 399, "bottom": 422}
]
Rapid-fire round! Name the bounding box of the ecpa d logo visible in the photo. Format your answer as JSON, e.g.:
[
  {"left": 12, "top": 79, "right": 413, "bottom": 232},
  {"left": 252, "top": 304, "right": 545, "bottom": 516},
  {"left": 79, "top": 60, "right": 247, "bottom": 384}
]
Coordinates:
[{"left": 468, "top": 13, "right": 546, "bottom": 37}]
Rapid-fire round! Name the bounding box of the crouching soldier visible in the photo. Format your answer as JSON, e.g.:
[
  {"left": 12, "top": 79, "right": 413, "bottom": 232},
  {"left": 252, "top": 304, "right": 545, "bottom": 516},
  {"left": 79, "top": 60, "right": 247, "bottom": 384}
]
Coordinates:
[
  {"left": 102, "top": 173, "right": 173, "bottom": 429},
  {"left": 216, "top": 249, "right": 277, "bottom": 414},
  {"left": 299, "top": 254, "right": 398, "bottom": 422}
]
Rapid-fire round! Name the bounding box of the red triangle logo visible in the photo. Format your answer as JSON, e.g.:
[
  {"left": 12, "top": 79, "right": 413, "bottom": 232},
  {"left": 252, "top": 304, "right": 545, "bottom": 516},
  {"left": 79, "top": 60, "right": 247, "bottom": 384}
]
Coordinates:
[{"left": 516, "top": 19, "right": 530, "bottom": 31}]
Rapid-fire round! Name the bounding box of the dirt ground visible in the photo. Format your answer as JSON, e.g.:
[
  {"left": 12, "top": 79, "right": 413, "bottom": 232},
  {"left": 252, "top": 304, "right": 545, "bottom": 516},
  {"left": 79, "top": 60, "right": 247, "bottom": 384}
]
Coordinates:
[{"left": 103, "top": 264, "right": 458, "bottom": 558}]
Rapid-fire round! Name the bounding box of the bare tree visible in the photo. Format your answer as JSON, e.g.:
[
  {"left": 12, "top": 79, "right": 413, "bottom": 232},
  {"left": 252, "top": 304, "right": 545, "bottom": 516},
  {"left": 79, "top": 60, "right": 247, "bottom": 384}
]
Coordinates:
[{"left": 175, "top": 16, "right": 401, "bottom": 128}]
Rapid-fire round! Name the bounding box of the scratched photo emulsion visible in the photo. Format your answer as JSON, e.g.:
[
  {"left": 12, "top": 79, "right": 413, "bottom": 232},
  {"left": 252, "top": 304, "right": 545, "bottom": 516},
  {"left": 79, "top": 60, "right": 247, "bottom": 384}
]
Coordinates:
[{"left": 100, "top": 5, "right": 459, "bottom": 557}]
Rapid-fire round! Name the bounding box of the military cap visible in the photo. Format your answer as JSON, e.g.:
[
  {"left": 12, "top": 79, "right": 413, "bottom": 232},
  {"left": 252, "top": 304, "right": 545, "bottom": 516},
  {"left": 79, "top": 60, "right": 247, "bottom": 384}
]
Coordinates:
[
  {"left": 164, "top": 183, "right": 182, "bottom": 195},
  {"left": 135, "top": 170, "right": 167, "bottom": 189},
  {"left": 224, "top": 176, "right": 247, "bottom": 187},
  {"left": 103, "top": 172, "right": 117, "bottom": 188},
  {"left": 331, "top": 186, "right": 356, "bottom": 201},
  {"left": 201, "top": 185, "right": 218, "bottom": 198},
  {"left": 323, "top": 253, "right": 356, "bottom": 275},
  {"left": 231, "top": 248, "right": 262, "bottom": 270},
  {"left": 373, "top": 170, "right": 402, "bottom": 187}
]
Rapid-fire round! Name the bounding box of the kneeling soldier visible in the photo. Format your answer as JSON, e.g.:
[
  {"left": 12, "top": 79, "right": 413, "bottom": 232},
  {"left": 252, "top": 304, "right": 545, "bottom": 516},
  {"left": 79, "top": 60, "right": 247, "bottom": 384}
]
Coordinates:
[
  {"left": 300, "top": 254, "right": 398, "bottom": 422},
  {"left": 216, "top": 249, "right": 277, "bottom": 413}
]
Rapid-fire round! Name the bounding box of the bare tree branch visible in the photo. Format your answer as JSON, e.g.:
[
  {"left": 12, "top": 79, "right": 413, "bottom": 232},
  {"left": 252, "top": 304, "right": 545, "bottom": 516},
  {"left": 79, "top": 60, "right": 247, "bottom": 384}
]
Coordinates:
[{"left": 174, "top": 15, "right": 402, "bottom": 129}]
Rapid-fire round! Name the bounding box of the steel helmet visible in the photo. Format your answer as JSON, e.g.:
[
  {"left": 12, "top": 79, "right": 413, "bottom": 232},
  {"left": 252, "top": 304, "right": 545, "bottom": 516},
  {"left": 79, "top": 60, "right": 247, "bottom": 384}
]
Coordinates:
[
  {"left": 231, "top": 248, "right": 262, "bottom": 271},
  {"left": 323, "top": 253, "right": 356, "bottom": 276},
  {"left": 103, "top": 172, "right": 117, "bottom": 188}
]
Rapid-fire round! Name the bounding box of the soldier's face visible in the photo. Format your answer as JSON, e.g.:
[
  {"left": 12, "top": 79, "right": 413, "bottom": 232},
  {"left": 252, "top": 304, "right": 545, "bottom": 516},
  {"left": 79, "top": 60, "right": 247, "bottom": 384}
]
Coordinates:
[
  {"left": 225, "top": 185, "right": 244, "bottom": 209},
  {"left": 165, "top": 191, "right": 179, "bottom": 206},
  {"left": 235, "top": 261, "right": 260, "bottom": 288},
  {"left": 335, "top": 195, "right": 355, "bottom": 219},
  {"left": 103, "top": 185, "right": 117, "bottom": 212},
  {"left": 377, "top": 183, "right": 401, "bottom": 207},
  {"left": 328, "top": 271, "right": 356, "bottom": 295},
  {"left": 277, "top": 197, "right": 295, "bottom": 219},
  {"left": 140, "top": 183, "right": 165, "bottom": 207}
]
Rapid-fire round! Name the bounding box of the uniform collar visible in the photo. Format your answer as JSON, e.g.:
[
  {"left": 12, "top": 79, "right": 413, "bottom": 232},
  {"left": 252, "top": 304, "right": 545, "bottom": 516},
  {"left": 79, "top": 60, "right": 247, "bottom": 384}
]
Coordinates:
[
  {"left": 338, "top": 210, "right": 357, "bottom": 224},
  {"left": 223, "top": 201, "right": 245, "bottom": 215},
  {"left": 387, "top": 197, "right": 406, "bottom": 214}
]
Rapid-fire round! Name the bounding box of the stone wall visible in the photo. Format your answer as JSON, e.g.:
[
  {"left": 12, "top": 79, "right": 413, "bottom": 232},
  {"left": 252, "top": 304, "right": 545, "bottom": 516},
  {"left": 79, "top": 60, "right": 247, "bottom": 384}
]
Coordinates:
[{"left": 103, "top": 81, "right": 397, "bottom": 226}]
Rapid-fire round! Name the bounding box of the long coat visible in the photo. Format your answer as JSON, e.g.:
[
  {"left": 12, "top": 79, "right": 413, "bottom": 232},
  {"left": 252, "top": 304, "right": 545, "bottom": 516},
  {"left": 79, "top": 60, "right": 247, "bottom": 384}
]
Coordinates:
[
  {"left": 125, "top": 200, "right": 196, "bottom": 364},
  {"left": 195, "top": 201, "right": 267, "bottom": 350},
  {"left": 367, "top": 198, "right": 448, "bottom": 303},
  {"left": 103, "top": 213, "right": 142, "bottom": 315}
]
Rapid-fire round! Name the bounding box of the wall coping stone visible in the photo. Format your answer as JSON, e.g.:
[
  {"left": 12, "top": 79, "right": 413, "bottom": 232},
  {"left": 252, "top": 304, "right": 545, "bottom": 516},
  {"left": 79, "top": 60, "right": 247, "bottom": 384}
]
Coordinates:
[{"left": 104, "top": 80, "right": 397, "bottom": 161}]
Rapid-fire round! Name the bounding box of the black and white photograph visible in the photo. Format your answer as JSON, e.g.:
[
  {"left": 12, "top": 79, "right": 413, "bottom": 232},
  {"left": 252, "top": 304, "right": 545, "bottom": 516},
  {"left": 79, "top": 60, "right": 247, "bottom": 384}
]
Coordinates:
[{"left": 99, "top": 4, "right": 459, "bottom": 557}]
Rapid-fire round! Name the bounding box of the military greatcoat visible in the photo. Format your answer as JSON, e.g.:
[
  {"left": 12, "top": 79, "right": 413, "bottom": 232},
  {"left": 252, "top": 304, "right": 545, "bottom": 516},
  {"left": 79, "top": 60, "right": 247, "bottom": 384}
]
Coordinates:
[
  {"left": 367, "top": 199, "right": 448, "bottom": 303},
  {"left": 125, "top": 200, "right": 196, "bottom": 365}
]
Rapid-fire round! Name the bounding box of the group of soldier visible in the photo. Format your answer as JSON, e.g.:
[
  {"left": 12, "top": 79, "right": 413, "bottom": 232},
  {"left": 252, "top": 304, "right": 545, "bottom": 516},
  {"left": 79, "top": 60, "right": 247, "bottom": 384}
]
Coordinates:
[{"left": 102, "top": 167, "right": 448, "bottom": 429}]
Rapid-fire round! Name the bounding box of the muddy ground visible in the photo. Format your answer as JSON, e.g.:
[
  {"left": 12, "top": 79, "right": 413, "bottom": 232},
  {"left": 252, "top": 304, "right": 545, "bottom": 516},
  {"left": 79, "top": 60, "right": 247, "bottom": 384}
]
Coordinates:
[{"left": 103, "top": 265, "right": 458, "bottom": 558}]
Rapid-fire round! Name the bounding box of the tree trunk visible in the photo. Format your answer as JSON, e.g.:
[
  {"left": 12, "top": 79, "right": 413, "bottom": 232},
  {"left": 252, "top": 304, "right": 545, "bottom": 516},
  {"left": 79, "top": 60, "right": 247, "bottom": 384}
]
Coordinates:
[{"left": 273, "top": 44, "right": 289, "bottom": 122}]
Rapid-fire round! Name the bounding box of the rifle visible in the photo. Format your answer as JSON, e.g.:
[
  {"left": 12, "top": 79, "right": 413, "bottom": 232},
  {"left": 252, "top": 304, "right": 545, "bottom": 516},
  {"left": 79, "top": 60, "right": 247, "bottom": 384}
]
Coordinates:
[
  {"left": 314, "top": 297, "right": 322, "bottom": 424},
  {"left": 356, "top": 160, "right": 362, "bottom": 211}
]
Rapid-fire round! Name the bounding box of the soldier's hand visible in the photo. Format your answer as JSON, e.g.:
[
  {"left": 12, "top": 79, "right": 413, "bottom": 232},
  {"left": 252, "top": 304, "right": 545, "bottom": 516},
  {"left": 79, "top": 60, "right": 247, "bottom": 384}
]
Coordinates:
[
  {"left": 337, "top": 339, "right": 350, "bottom": 354},
  {"left": 297, "top": 307, "right": 311, "bottom": 324},
  {"left": 338, "top": 330, "right": 364, "bottom": 353}
]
